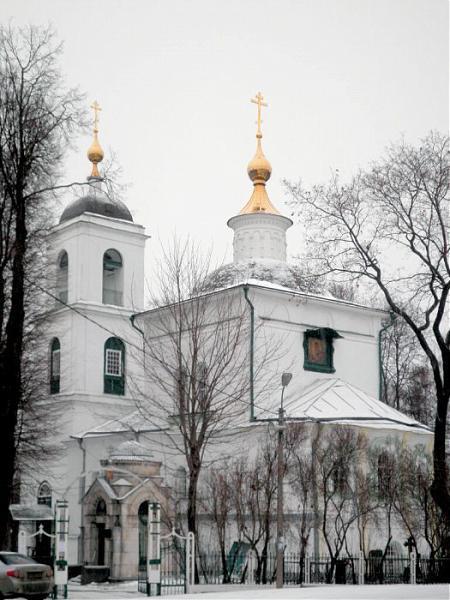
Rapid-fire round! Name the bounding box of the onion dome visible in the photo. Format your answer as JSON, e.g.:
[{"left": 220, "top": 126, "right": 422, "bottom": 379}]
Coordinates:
[
  {"left": 60, "top": 188, "right": 133, "bottom": 223},
  {"left": 239, "top": 92, "right": 280, "bottom": 215},
  {"left": 60, "top": 101, "right": 133, "bottom": 224},
  {"left": 87, "top": 101, "right": 104, "bottom": 178},
  {"left": 227, "top": 93, "right": 292, "bottom": 265}
]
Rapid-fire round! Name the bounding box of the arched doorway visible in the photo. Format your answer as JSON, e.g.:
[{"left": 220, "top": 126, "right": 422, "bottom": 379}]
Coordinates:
[
  {"left": 94, "top": 499, "right": 107, "bottom": 566},
  {"left": 138, "top": 500, "right": 149, "bottom": 570}
]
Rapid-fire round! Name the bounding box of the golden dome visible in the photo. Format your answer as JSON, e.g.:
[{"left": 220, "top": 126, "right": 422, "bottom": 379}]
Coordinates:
[
  {"left": 87, "top": 132, "right": 104, "bottom": 178},
  {"left": 247, "top": 136, "right": 272, "bottom": 183},
  {"left": 87, "top": 101, "right": 104, "bottom": 178},
  {"left": 239, "top": 93, "right": 280, "bottom": 215}
]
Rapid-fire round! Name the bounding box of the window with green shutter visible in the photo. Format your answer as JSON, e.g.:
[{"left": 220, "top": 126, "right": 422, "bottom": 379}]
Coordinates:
[{"left": 104, "top": 337, "right": 125, "bottom": 395}]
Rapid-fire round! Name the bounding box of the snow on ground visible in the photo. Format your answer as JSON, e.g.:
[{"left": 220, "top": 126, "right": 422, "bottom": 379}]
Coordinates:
[{"left": 63, "top": 581, "right": 450, "bottom": 600}]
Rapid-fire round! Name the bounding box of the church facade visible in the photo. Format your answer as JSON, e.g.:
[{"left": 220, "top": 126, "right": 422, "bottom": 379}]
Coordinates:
[{"left": 12, "top": 96, "right": 432, "bottom": 579}]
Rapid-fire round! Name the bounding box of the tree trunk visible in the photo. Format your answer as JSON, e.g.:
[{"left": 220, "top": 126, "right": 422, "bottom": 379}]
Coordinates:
[
  {"left": 0, "top": 198, "right": 26, "bottom": 547},
  {"left": 430, "top": 388, "right": 450, "bottom": 525},
  {"left": 187, "top": 468, "right": 200, "bottom": 583}
]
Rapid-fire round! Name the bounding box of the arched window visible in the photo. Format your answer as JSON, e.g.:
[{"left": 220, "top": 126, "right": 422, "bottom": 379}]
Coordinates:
[
  {"left": 56, "top": 251, "right": 68, "bottom": 304},
  {"left": 104, "top": 337, "right": 125, "bottom": 395},
  {"left": 50, "top": 338, "right": 61, "bottom": 394},
  {"left": 37, "top": 481, "right": 52, "bottom": 507},
  {"left": 96, "top": 498, "right": 107, "bottom": 516},
  {"left": 103, "top": 249, "right": 123, "bottom": 306},
  {"left": 377, "top": 451, "right": 394, "bottom": 498}
]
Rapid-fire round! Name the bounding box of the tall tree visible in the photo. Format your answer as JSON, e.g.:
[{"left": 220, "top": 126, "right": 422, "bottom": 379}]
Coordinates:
[
  {"left": 0, "top": 24, "right": 84, "bottom": 545},
  {"left": 133, "top": 239, "right": 279, "bottom": 553},
  {"left": 286, "top": 132, "right": 450, "bottom": 522}
]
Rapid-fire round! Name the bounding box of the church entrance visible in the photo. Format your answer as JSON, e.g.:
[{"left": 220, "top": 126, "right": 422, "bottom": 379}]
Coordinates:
[
  {"left": 96, "top": 523, "right": 106, "bottom": 566},
  {"left": 33, "top": 521, "right": 52, "bottom": 566},
  {"left": 91, "top": 498, "right": 108, "bottom": 566}
]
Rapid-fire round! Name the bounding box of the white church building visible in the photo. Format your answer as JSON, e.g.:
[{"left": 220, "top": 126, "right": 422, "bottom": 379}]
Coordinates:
[{"left": 12, "top": 97, "right": 432, "bottom": 580}]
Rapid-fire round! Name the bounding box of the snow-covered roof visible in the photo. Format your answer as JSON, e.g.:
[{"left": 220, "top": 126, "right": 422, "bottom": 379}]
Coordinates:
[
  {"left": 72, "top": 410, "right": 166, "bottom": 438},
  {"left": 204, "top": 259, "right": 313, "bottom": 293},
  {"left": 110, "top": 440, "right": 153, "bottom": 462},
  {"left": 111, "top": 478, "right": 133, "bottom": 487},
  {"left": 137, "top": 277, "right": 387, "bottom": 321},
  {"left": 10, "top": 504, "right": 53, "bottom": 521},
  {"left": 283, "top": 378, "right": 432, "bottom": 434}
]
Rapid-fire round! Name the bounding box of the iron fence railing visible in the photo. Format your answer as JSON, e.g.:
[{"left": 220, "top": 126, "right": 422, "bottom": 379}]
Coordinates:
[{"left": 195, "top": 550, "right": 450, "bottom": 586}]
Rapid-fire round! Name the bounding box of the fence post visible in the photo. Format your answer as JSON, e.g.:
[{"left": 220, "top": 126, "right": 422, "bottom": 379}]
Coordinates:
[
  {"left": 410, "top": 551, "right": 416, "bottom": 585},
  {"left": 304, "top": 554, "right": 310, "bottom": 585},
  {"left": 358, "top": 551, "right": 364, "bottom": 585},
  {"left": 147, "top": 502, "right": 161, "bottom": 596},
  {"left": 186, "top": 532, "right": 195, "bottom": 593},
  {"left": 247, "top": 550, "right": 255, "bottom": 585}
]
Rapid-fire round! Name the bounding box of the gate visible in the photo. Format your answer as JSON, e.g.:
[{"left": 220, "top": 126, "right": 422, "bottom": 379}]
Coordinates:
[
  {"left": 138, "top": 500, "right": 194, "bottom": 596},
  {"left": 160, "top": 529, "right": 194, "bottom": 595}
]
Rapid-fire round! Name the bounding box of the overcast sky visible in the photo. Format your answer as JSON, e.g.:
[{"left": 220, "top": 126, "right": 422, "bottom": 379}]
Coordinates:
[{"left": 3, "top": 0, "right": 449, "bottom": 281}]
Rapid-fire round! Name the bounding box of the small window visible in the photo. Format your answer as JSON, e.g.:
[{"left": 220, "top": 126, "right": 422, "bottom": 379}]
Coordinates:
[
  {"left": 303, "top": 327, "right": 342, "bottom": 373},
  {"left": 104, "top": 337, "right": 125, "bottom": 395},
  {"left": 50, "top": 338, "right": 61, "bottom": 394},
  {"left": 37, "top": 481, "right": 52, "bottom": 507},
  {"left": 103, "top": 249, "right": 123, "bottom": 306},
  {"left": 56, "top": 251, "right": 69, "bottom": 304}
]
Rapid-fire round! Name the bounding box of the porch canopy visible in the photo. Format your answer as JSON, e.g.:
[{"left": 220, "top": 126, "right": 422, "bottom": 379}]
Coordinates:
[{"left": 10, "top": 504, "right": 53, "bottom": 521}]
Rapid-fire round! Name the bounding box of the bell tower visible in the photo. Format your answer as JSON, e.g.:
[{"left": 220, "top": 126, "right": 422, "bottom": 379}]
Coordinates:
[{"left": 46, "top": 102, "right": 148, "bottom": 436}]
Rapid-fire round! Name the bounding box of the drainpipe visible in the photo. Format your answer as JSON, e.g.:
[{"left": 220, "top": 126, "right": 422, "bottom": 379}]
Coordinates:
[
  {"left": 130, "top": 313, "right": 145, "bottom": 345},
  {"left": 378, "top": 312, "right": 396, "bottom": 401},
  {"left": 78, "top": 438, "right": 86, "bottom": 565},
  {"left": 243, "top": 285, "right": 255, "bottom": 421}
]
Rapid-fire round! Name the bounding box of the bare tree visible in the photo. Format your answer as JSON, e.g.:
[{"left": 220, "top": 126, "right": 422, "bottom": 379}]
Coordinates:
[
  {"left": 0, "top": 24, "right": 85, "bottom": 545},
  {"left": 284, "top": 422, "right": 313, "bottom": 577},
  {"left": 389, "top": 445, "right": 449, "bottom": 559},
  {"left": 286, "top": 132, "right": 450, "bottom": 522},
  {"left": 316, "top": 426, "right": 368, "bottom": 582},
  {"left": 231, "top": 435, "right": 278, "bottom": 584},
  {"left": 133, "top": 239, "right": 278, "bottom": 555},
  {"left": 200, "top": 467, "right": 233, "bottom": 582},
  {"left": 381, "top": 317, "right": 435, "bottom": 425}
]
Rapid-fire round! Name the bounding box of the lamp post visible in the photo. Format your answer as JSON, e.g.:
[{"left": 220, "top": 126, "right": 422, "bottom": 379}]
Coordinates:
[{"left": 276, "top": 372, "right": 292, "bottom": 589}]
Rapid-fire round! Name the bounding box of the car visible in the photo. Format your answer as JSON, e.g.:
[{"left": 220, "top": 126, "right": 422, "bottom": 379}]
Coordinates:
[{"left": 0, "top": 552, "right": 53, "bottom": 600}]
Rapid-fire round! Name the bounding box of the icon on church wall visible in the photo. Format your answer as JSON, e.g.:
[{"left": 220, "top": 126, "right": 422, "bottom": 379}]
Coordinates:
[{"left": 303, "top": 328, "right": 342, "bottom": 373}]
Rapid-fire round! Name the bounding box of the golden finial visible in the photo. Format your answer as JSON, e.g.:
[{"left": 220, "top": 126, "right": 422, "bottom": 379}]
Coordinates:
[
  {"left": 240, "top": 92, "right": 279, "bottom": 215},
  {"left": 87, "top": 100, "right": 104, "bottom": 178}
]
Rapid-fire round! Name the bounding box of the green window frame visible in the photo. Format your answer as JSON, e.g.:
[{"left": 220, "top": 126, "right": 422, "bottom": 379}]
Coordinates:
[
  {"left": 50, "top": 337, "right": 61, "bottom": 394},
  {"left": 303, "top": 327, "right": 342, "bottom": 374},
  {"left": 104, "top": 337, "right": 125, "bottom": 395}
]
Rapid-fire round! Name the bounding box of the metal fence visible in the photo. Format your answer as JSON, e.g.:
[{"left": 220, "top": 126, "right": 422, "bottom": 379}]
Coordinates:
[{"left": 196, "top": 550, "right": 450, "bottom": 586}]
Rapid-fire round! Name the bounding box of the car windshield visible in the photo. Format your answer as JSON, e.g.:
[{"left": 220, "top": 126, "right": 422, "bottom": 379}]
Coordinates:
[{"left": 0, "top": 553, "right": 37, "bottom": 565}]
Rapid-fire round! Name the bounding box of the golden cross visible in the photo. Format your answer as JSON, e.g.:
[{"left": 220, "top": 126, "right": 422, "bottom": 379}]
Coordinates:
[
  {"left": 90, "top": 100, "right": 102, "bottom": 131},
  {"left": 251, "top": 92, "right": 268, "bottom": 136}
]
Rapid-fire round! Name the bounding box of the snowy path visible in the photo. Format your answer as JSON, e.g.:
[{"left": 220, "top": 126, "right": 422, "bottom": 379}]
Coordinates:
[{"left": 64, "top": 582, "right": 450, "bottom": 600}]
